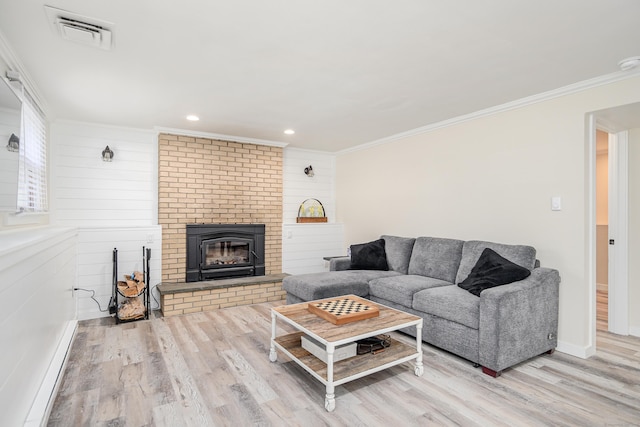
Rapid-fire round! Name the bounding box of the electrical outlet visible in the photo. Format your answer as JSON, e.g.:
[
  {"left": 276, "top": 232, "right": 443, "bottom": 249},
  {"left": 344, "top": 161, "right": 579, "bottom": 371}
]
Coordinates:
[{"left": 147, "top": 233, "right": 154, "bottom": 244}]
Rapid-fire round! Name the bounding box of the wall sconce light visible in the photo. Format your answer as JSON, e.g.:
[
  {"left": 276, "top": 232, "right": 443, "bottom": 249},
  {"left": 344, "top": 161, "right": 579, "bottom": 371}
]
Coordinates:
[
  {"left": 6, "top": 133, "right": 19, "bottom": 152},
  {"left": 102, "top": 145, "right": 114, "bottom": 162},
  {"left": 304, "top": 165, "right": 314, "bottom": 177}
]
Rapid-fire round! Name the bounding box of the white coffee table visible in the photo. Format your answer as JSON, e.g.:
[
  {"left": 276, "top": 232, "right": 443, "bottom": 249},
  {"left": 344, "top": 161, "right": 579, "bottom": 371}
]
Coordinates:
[{"left": 269, "top": 295, "right": 423, "bottom": 412}]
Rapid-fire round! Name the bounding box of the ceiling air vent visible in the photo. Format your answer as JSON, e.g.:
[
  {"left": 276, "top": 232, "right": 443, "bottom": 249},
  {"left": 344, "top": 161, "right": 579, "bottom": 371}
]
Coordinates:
[{"left": 44, "top": 5, "right": 114, "bottom": 50}]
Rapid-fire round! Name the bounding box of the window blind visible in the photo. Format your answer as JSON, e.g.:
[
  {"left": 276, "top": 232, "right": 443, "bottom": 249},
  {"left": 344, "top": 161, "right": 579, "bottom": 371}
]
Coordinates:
[{"left": 17, "top": 88, "right": 48, "bottom": 212}]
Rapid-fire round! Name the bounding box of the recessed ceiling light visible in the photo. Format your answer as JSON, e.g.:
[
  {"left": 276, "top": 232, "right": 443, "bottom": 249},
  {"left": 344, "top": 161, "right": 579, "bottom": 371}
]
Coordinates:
[
  {"left": 618, "top": 56, "right": 640, "bottom": 71},
  {"left": 186, "top": 115, "right": 200, "bottom": 121},
  {"left": 284, "top": 129, "right": 295, "bottom": 135}
]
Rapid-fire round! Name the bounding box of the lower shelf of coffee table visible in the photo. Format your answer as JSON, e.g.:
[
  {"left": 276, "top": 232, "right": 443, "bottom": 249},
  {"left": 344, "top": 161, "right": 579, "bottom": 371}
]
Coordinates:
[{"left": 274, "top": 331, "right": 417, "bottom": 383}]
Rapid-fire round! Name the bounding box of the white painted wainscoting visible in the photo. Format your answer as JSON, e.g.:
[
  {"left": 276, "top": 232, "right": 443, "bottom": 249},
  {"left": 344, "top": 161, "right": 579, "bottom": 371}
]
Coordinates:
[
  {"left": 282, "top": 223, "right": 346, "bottom": 275},
  {"left": 0, "top": 227, "right": 77, "bottom": 426},
  {"left": 76, "top": 226, "right": 162, "bottom": 320}
]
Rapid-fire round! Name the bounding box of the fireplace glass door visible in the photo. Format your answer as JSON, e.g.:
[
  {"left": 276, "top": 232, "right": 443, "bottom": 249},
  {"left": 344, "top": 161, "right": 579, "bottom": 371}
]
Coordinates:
[
  {"left": 202, "top": 238, "right": 252, "bottom": 270},
  {"left": 186, "top": 223, "right": 265, "bottom": 282}
]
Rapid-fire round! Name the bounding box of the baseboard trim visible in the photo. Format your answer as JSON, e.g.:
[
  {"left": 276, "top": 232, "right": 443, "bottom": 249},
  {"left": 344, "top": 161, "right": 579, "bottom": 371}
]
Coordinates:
[
  {"left": 556, "top": 340, "right": 595, "bottom": 359},
  {"left": 629, "top": 326, "right": 640, "bottom": 338},
  {"left": 24, "top": 320, "right": 78, "bottom": 427}
]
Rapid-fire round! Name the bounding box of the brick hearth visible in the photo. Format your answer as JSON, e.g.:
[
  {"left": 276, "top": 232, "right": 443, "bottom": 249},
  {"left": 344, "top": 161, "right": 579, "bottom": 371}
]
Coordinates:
[{"left": 158, "top": 274, "right": 288, "bottom": 317}]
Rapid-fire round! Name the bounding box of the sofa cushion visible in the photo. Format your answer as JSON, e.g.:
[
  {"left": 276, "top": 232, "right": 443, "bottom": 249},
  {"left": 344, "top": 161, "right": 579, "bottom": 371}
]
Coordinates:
[
  {"left": 455, "top": 240, "right": 536, "bottom": 284},
  {"left": 413, "top": 285, "right": 480, "bottom": 330},
  {"left": 282, "top": 270, "right": 401, "bottom": 301},
  {"left": 458, "top": 248, "right": 531, "bottom": 296},
  {"left": 381, "top": 235, "right": 416, "bottom": 274},
  {"left": 350, "top": 238, "right": 389, "bottom": 270},
  {"left": 407, "top": 237, "right": 464, "bottom": 282},
  {"left": 369, "top": 275, "right": 452, "bottom": 307}
]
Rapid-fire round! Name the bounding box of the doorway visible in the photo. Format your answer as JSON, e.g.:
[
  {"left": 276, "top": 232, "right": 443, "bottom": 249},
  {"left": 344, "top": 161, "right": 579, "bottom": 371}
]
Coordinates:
[
  {"left": 595, "top": 129, "right": 608, "bottom": 332},
  {"left": 589, "top": 101, "right": 640, "bottom": 348}
]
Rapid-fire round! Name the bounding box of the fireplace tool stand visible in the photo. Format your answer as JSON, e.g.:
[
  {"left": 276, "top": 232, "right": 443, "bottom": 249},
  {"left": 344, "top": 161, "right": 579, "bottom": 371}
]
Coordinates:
[{"left": 110, "top": 247, "right": 151, "bottom": 324}]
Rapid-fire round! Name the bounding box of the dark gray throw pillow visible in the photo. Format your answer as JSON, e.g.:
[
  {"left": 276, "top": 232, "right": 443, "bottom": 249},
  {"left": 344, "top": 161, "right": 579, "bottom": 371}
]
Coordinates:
[
  {"left": 458, "top": 248, "right": 531, "bottom": 296},
  {"left": 350, "top": 239, "right": 389, "bottom": 271}
]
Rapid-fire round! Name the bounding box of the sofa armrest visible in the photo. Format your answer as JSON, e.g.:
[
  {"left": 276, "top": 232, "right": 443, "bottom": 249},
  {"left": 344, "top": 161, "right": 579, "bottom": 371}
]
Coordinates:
[
  {"left": 329, "top": 257, "right": 351, "bottom": 271},
  {"left": 478, "top": 267, "right": 560, "bottom": 373}
]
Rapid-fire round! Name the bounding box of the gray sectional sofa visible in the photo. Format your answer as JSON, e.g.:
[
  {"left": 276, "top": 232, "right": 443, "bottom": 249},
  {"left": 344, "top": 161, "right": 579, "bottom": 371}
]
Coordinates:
[{"left": 283, "top": 235, "right": 561, "bottom": 377}]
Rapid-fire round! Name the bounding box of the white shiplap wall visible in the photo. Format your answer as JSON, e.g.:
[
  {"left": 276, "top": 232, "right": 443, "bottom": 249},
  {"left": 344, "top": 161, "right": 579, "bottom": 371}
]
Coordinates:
[
  {"left": 282, "top": 148, "right": 344, "bottom": 274},
  {"left": 50, "top": 121, "right": 157, "bottom": 227},
  {"left": 49, "top": 121, "right": 162, "bottom": 319},
  {"left": 0, "top": 107, "right": 20, "bottom": 211},
  {"left": 0, "top": 227, "right": 76, "bottom": 426},
  {"left": 283, "top": 148, "right": 336, "bottom": 224}
]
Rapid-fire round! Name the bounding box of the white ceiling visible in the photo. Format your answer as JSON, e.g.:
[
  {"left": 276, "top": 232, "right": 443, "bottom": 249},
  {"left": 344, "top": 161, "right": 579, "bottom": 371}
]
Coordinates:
[{"left": 1, "top": 1, "right": 639, "bottom": 152}]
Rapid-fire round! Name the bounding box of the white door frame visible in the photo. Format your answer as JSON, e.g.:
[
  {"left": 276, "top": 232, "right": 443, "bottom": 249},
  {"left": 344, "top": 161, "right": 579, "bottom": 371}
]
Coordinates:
[
  {"left": 587, "top": 115, "right": 597, "bottom": 353},
  {"left": 589, "top": 116, "right": 629, "bottom": 350},
  {"left": 607, "top": 130, "right": 629, "bottom": 335}
]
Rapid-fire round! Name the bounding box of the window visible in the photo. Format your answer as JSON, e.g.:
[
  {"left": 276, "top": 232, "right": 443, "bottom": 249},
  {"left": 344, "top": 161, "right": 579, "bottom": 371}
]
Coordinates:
[{"left": 17, "top": 89, "right": 47, "bottom": 212}]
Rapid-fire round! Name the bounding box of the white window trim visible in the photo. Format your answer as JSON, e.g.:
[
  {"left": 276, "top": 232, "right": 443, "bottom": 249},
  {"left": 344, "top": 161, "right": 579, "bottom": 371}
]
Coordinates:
[
  {"left": 3, "top": 211, "right": 49, "bottom": 227},
  {"left": 17, "top": 87, "right": 48, "bottom": 213}
]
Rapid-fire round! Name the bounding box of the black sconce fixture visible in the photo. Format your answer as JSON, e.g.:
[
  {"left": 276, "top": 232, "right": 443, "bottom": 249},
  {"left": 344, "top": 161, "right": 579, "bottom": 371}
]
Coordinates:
[
  {"left": 6, "top": 133, "right": 19, "bottom": 152},
  {"left": 304, "top": 165, "right": 314, "bottom": 177},
  {"left": 102, "top": 145, "right": 114, "bottom": 162}
]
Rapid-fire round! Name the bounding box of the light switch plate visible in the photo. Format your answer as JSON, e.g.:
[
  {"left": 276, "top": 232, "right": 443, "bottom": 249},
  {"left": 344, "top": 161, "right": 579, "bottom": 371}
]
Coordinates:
[{"left": 551, "top": 196, "right": 562, "bottom": 211}]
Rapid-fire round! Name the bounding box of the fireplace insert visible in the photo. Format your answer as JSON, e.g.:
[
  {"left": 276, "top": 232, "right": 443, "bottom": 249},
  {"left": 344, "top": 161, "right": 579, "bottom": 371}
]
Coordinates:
[{"left": 186, "top": 224, "right": 265, "bottom": 282}]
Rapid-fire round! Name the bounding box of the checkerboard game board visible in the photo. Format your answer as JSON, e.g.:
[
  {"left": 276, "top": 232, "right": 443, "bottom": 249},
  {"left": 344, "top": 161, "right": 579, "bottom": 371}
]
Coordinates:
[{"left": 307, "top": 295, "right": 380, "bottom": 325}]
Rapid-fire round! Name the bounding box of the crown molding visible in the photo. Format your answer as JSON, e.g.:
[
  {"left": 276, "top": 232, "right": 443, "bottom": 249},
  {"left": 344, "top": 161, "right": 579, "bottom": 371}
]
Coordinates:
[
  {"left": 154, "top": 126, "right": 289, "bottom": 148},
  {"left": 338, "top": 70, "right": 640, "bottom": 156},
  {"left": 53, "top": 118, "right": 155, "bottom": 135},
  {"left": 285, "top": 146, "right": 338, "bottom": 156}
]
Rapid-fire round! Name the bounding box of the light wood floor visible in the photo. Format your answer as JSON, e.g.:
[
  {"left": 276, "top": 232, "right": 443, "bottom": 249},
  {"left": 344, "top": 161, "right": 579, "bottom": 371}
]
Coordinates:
[
  {"left": 597, "top": 282, "right": 608, "bottom": 332},
  {"left": 48, "top": 301, "right": 640, "bottom": 426}
]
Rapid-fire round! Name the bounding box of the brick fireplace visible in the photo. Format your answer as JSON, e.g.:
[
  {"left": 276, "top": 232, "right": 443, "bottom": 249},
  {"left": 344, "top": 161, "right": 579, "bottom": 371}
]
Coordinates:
[{"left": 157, "top": 133, "right": 285, "bottom": 315}]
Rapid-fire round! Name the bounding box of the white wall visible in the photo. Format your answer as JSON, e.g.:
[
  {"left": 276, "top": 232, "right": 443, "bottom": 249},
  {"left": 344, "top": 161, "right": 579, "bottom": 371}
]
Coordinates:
[
  {"left": 282, "top": 148, "right": 344, "bottom": 274},
  {"left": 0, "top": 227, "right": 76, "bottom": 426},
  {"left": 50, "top": 121, "right": 162, "bottom": 319},
  {"left": 283, "top": 147, "right": 336, "bottom": 223},
  {"left": 50, "top": 120, "right": 158, "bottom": 227},
  {"left": 0, "top": 42, "right": 23, "bottom": 214},
  {"left": 336, "top": 75, "right": 640, "bottom": 357},
  {"left": 628, "top": 127, "right": 640, "bottom": 335},
  {"left": 282, "top": 223, "right": 345, "bottom": 274},
  {"left": 0, "top": 106, "right": 19, "bottom": 211},
  {"left": 0, "top": 41, "right": 79, "bottom": 426}
]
